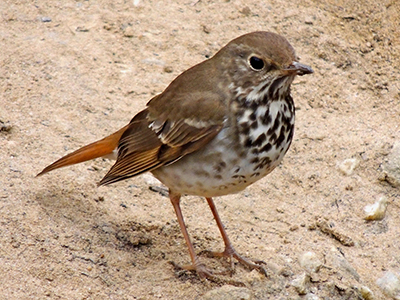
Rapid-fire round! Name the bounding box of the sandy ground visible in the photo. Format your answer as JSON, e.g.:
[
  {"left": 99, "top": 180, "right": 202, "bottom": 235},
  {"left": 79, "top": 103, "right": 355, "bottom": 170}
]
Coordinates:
[{"left": 1, "top": 0, "right": 400, "bottom": 299}]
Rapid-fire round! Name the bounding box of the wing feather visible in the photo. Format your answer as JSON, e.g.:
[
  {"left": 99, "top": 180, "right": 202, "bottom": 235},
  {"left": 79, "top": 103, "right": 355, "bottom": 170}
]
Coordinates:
[{"left": 100, "top": 59, "right": 228, "bottom": 185}]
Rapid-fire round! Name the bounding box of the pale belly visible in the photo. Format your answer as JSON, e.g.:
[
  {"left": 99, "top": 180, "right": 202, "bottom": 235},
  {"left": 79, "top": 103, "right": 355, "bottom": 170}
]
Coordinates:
[{"left": 151, "top": 126, "right": 290, "bottom": 197}]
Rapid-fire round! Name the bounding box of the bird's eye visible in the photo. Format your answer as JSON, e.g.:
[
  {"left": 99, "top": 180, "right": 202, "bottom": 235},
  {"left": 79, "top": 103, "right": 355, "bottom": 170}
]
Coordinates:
[{"left": 249, "top": 56, "right": 264, "bottom": 71}]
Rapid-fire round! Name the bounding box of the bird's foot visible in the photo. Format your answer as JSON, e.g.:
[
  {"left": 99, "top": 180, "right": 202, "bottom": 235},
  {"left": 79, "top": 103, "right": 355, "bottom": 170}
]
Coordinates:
[
  {"left": 169, "top": 261, "right": 246, "bottom": 286},
  {"left": 170, "top": 260, "right": 227, "bottom": 278},
  {"left": 199, "top": 246, "right": 268, "bottom": 276}
]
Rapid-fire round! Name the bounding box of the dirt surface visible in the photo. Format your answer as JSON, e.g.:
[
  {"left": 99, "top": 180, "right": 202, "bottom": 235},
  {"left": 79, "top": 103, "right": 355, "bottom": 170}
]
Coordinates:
[{"left": 1, "top": 0, "right": 399, "bottom": 299}]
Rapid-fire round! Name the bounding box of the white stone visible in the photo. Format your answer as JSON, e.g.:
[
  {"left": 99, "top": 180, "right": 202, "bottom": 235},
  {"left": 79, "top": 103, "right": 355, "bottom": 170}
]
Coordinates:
[
  {"left": 381, "top": 141, "right": 400, "bottom": 187},
  {"left": 299, "top": 251, "right": 322, "bottom": 273},
  {"left": 338, "top": 158, "right": 359, "bottom": 176},
  {"left": 376, "top": 271, "right": 400, "bottom": 299},
  {"left": 364, "top": 196, "right": 389, "bottom": 221},
  {"left": 292, "top": 273, "right": 310, "bottom": 295},
  {"left": 305, "top": 293, "right": 321, "bottom": 300},
  {"left": 359, "top": 285, "right": 374, "bottom": 300}
]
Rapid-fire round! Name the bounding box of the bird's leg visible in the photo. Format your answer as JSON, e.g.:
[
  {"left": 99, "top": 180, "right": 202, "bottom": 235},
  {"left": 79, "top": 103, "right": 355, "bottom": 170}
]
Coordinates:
[
  {"left": 169, "top": 191, "right": 215, "bottom": 279},
  {"left": 202, "top": 197, "right": 268, "bottom": 276}
]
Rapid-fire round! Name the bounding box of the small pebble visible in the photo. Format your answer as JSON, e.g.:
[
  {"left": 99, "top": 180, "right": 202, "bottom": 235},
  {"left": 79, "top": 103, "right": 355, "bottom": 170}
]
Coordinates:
[
  {"left": 291, "top": 273, "right": 310, "bottom": 295},
  {"left": 201, "top": 24, "right": 211, "bottom": 34},
  {"left": 304, "top": 17, "right": 314, "bottom": 25},
  {"left": 364, "top": 196, "right": 389, "bottom": 221},
  {"left": 41, "top": 16, "right": 52, "bottom": 22},
  {"left": 327, "top": 246, "right": 360, "bottom": 281},
  {"left": 95, "top": 196, "right": 105, "bottom": 202},
  {"left": 163, "top": 66, "right": 173, "bottom": 73},
  {"left": 305, "top": 293, "right": 320, "bottom": 300},
  {"left": 316, "top": 219, "right": 354, "bottom": 247},
  {"left": 123, "top": 26, "right": 134, "bottom": 38},
  {"left": 381, "top": 141, "right": 400, "bottom": 187},
  {"left": 244, "top": 269, "right": 264, "bottom": 284},
  {"left": 359, "top": 285, "right": 374, "bottom": 300},
  {"left": 240, "top": 6, "right": 252, "bottom": 16},
  {"left": 299, "top": 251, "right": 322, "bottom": 273},
  {"left": 338, "top": 158, "right": 359, "bottom": 176},
  {"left": 376, "top": 271, "right": 400, "bottom": 300},
  {"left": 0, "top": 120, "right": 12, "bottom": 132},
  {"left": 76, "top": 26, "right": 89, "bottom": 32}
]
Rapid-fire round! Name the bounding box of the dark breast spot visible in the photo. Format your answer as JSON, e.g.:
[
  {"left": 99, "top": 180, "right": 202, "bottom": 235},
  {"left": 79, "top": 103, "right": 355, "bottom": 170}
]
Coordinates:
[
  {"left": 282, "top": 114, "right": 291, "bottom": 125},
  {"left": 286, "top": 95, "right": 294, "bottom": 112},
  {"left": 249, "top": 101, "right": 258, "bottom": 110},
  {"left": 254, "top": 156, "right": 272, "bottom": 171},
  {"left": 286, "top": 126, "right": 294, "bottom": 143},
  {"left": 252, "top": 133, "right": 266, "bottom": 147},
  {"left": 260, "top": 143, "right": 272, "bottom": 153},
  {"left": 214, "top": 161, "right": 227, "bottom": 173},
  {"left": 267, "top": 112, "right": 281, "bottom": 135},
  {"left": 250, "top": 157, "right": 259, "bottom": 164},
  {"left": 250, "top": 121, "right": 258, "bottom": 129},
  {"left": 267, "top": 77, "right": 285, "bottom": 99},
  {"left": 244, "top": 138, "right": 252, "bottom": 148},
  {"left": 269, "top": 132, "right": 277, "bottom": 142},
  {"left": 262, "top": 157, "right": 272, "bottom": 164},
  {"left": 275, "top": 127, "right": 286, "bottom": 149},
  {"left": 240, "top": 123, "right": 250, "bottom": 135},
  {"left": 235, "top": 108, "right": 246, "bottom": 119},
  {"left": 251, "top": 148, "right": 259, "bottom": 155},
  {"left": 262, "top": 110, "right": 272, "bottom": 125}
]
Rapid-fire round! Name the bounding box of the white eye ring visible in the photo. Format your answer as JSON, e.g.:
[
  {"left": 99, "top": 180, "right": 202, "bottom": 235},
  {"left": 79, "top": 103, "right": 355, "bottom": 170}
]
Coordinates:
[{"left": 248, "top": 56, "right": 265, "bottom": 71}]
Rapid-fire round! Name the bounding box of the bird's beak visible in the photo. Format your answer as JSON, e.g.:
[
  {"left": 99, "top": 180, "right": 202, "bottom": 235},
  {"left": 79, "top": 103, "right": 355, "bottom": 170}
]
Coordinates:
[{"left": 284, "top": 61, "right": 314, "bottom": 76}]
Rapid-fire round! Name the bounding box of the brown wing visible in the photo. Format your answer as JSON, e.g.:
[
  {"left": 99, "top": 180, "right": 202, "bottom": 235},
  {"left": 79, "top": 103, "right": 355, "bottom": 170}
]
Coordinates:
[
  {"left": 99, "top": 109, "right": 223, "bottom": 186},
  {"left": 99, "top": 57, "right": 227, "bottom": 186}
]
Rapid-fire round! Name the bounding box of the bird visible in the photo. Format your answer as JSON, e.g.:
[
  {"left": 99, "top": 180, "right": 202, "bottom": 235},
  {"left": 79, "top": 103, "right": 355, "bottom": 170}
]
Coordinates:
[{"left": 37, "top": 31, "right": 313, "bottom": 279}]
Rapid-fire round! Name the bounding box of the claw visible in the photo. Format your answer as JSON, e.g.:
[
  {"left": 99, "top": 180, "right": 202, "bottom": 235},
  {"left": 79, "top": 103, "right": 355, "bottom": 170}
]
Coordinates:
[
  {"left": 169, "top": 261, "right": 247, "bottom": 286},
  {"left": 199, "top": 247, "right": 269, "bottom": 276}
]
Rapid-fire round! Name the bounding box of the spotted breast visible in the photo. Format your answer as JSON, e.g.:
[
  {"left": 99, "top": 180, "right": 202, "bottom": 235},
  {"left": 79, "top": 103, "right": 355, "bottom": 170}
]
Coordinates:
[{"left": 151, "top": 73, "right": 295, "bottom": 197}]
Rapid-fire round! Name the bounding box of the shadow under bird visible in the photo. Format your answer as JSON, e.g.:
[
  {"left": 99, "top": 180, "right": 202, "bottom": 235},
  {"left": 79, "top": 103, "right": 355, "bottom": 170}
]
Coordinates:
[{"left": 38, "top": 31, "right": 313, "bottom": 279}]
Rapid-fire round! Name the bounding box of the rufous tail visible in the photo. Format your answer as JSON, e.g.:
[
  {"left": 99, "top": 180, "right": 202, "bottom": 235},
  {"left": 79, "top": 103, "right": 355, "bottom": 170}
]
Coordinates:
[{"left": 37, "top": 125, "right": 129, "bottom": 176}]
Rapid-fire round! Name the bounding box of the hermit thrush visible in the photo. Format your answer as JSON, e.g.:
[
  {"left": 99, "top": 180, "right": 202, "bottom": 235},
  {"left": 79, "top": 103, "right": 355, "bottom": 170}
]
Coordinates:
[{"left": 38, "top": 31, "right": 313, "bottom": 279}]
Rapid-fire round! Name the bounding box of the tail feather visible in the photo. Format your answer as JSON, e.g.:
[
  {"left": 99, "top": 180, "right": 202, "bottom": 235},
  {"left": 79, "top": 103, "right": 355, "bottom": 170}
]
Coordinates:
[{"left": 37, "top": 125, "right": 129, "bottom": 176}]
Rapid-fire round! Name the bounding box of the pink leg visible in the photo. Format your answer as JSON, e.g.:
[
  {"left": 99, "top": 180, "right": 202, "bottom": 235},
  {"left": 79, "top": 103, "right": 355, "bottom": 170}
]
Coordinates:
[
  {"left": 204, "top": 197, "right": 268, "bottom": 276},
  {"left": 169, "top": 191, "right": 215, "bottom": 278}
]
